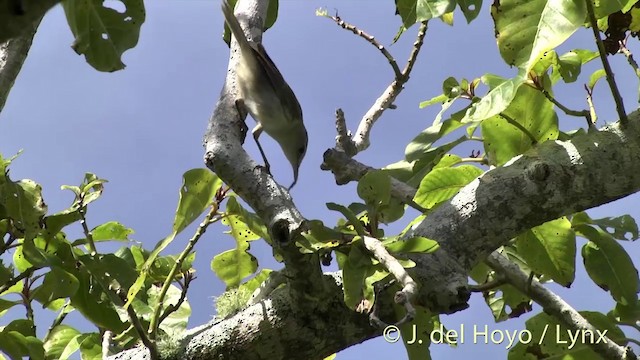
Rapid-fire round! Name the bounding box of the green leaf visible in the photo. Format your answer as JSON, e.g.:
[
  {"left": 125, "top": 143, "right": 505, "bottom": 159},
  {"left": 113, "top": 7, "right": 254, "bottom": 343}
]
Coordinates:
[
  {"left": 211, "top": 245, "right": 258, "bottom": 289},
  {"left": 457, "top": 0, "right": 482, "bottom": 23},
  {"left": 58, "top": 333, "right": 101, "bottom": 360},
  {"left": 44, "top": 208, "right": 82, "bottom": 239},
  {"left": 147, "top": 285, "right": 191, "bottom": 337},
  {"left": 78, "top": 333, "right": 102, "bottom": 360},
  {"left": 593, "top": 0, "right": 638, "bottom": 19},
  {"left": 572, "top": 212, "right": 639, "bottom": 241},
  {"left": 61, "top": 0, "right": 146, "bottom": 72},
  {"left": 89, "top": 221, "right": 134, "bottom": 242},
  {"left": 43, "top": 325, "right": 80, "bottom": 360},
  {"left": 298, "top": 220, "right": 343, "bottom": 252},
  {"left": 385, "top": 236, "right": 439, "bottom": 254},
  {"left": 397, "top": 306, "right": 434, "bottom": 359},
  {"left": 326, "top": 203, "right": 366, "bottom": 236},
  {"left": 79, "top": 173, "right": 107, "bottom": 205},
  {"left": 405, "top": 117, "right": 464, "bottom": 162},
  {"left": 222, "top": 212, "right": 260, "bottom": 243},
  {"left": 555, "top": 50, "right": 599, "bottom": 83},
  {"left": 0, "top": 178, "right": 47, "bottom": 241},
  {"left": 225, "top": 196, "right": 270, "bottom": 242},
  {"left": 588, "top": 69, "right": 607, "bottom": 90},
  {"left": 462, "top": 73, "right": 526, "bottom": 123},
  {"left": 414, "top": 165, "right": 483, "bottom": 209},
  {"left": 482, "top": 82, "right": 559, "bottom": 166},
  {"left": 515, "top": 217, "right": 575, "bottom": 286},
  {"left": 396, "top": 0, "right": 457, "bottom": 27},
  {"left": 341, "top": 243, "right": 369, "bottom": 309},
  {"left": 509, "top": 311, "right": 626, "bottom": 359},
  {"left": 0, "top": 320, "right": 43, "bottom": 360},
  {"left": 419, "top": 93, "right": 448, "bottom": 108},
  {"left": 492, "top": 0, "right": 586, "bottom": 71},
  {"left": 378, "top": 197, "right": 406, "bottom": 225},
  {"left": 238, "top": 269, "right": 273, "bottom": 295},
  {"left": 0, "top": 298, "right": 19, "bottom": 316},
  {"left": 172, "top": 169, "right": 221, "bottom": 234},
  {"left": 363, "top": 266, "right": 390, "bottom": 304},
  {"left": 69, "top": 260, "right": 129, "bottom": 332},
  {"left": 578, "top": 225, "right": 639, "bottom": 306},
  {"left": 32, "top": 268, "right": 80, "bottom": 308},
  {"left": 433, "top": 154, "right": 462, "bottom": 169},
  {"left": 127, "top": 169, "right": 220, "bottom": 307},
  {"left": 357, "top": 170, "right": 391, "bottom": 210}
]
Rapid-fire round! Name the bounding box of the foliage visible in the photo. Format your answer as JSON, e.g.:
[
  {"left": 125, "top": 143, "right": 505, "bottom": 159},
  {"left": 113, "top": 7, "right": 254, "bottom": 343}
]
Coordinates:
[{"left": 2, "top": 0, "right": 640, "bottom": 359}]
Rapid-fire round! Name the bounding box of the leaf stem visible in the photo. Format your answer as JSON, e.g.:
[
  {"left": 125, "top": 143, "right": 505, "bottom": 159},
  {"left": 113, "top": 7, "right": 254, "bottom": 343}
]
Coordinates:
[
  {"left": 148, "top": 203, "right": 221, "bottom": 340},
  {"left": 585, "top": 0, "right": 627, "bottom": 124},
  {"left": 499, "top": 113, "right": 537, "bottom": 144}
]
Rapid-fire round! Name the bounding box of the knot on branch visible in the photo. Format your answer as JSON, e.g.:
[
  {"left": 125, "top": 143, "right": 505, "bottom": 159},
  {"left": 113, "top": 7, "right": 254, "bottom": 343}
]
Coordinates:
[{"left": 525, "top": 161, "right": 550, "bottom": 182}]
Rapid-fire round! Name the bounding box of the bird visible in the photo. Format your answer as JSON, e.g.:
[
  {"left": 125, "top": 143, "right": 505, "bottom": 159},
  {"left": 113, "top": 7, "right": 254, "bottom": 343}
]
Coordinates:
[{"left": 221, "top": 0, "right": 308, "bottom": 190}]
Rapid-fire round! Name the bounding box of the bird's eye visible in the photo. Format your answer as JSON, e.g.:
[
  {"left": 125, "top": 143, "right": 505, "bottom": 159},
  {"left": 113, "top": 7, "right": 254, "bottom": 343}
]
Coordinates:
[{"left": 298, "top": 147, "right": 305, "bottom": 154}]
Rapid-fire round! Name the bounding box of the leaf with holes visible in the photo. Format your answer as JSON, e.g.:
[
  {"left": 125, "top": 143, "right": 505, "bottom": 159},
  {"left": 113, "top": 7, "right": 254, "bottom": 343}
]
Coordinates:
[
  {"left": 211, "top": 243, "right": 258, "bottom": 289},
  {"left": 62, "top": 0, "right": 146, "bottom": 72}
]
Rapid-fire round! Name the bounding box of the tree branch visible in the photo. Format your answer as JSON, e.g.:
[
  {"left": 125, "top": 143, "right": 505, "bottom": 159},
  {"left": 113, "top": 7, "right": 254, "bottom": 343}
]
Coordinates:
[
  {"left": 114, "top": 111, "right": 640, "bottom": 359},
  {"left": 0, "top": 0, "right": 60, "bottom": 44},
  {"left": 325, "top": 111, "right": 640, "bottom": 313},
  {"left": 108, "top": 273, "right": 382, "bottom": 360},
  {"left": 0, "top": 11, "right": 42, "bottom": 114},
  {"left": 486, "top": 252, "right": 636, "bottom": 360}
]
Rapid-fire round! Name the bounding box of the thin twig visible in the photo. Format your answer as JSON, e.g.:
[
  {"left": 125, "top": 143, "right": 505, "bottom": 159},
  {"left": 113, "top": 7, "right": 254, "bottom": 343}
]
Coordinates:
[
  {"left": 149, "top": 202, "right": 221, "bottom": 340},
  {"left": 328, "top": 13, "right": 402, "bottom": 78},
  {"left": 21, "top": 276, "right": 34, "bottom": 325},
  {"left": 469, "top": 276, "right": 507, "bottom": 292},
  {"left": 0, "top": 266, "right": 39, "bottom": 294},
  {"left": 499, "top": 113, "right": 538, "bottom": 144},
  {"left": 78, "top": 193, "right": 97, "bottom": 256},
  {"left": 584, "top": 84, "right": 598, "bottom": 126},
  {"left": 401, "top": 21, "right": 428, "bottom": 80},
  {"left": 619, "top": 41, "right": 640, "bottom": 79},
  {"left": 350, "top": 21, "right": 429, "bottom": 152},
  {"left": 460, "top": 157, "right": 488, "bottom": 164},
  {"left": 113, "top": 287, "right": 159, "bottom": 360},
  {"left": 537, "top": 86, "right": 592, "bottom": 128},
  {"left": 326, "top": 14, "right": 429, "bottom": 155},
  {"left": 585, "top": 0, "right": 627, "bottom": 125},
  {"left": 335, "top": 109, "right": 356, "bottom": 156},
  {"left": 45, "top": 300, "right": 71, "bottom": 342},
  {"left": 362, "top": 236, "right": 417, "bottom": 327},
  {"left": 321, "top": 148, "right": 427, "bottom": 212},
  {"left": 157, "top": 271, "right": 194, "bottom": 325}
]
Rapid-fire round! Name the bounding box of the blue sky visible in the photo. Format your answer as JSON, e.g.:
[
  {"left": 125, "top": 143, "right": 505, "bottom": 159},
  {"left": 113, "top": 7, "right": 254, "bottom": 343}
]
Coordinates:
[{"left": 1, "top": 1, "right": 639, "bottom": 359}]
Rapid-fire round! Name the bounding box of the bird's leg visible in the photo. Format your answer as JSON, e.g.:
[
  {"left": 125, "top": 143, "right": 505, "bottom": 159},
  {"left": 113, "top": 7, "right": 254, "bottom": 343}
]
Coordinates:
[
  {"left": 234, "top": 99, "right": 249, "bottom": 139},
  {"left": 252, "top": 123, "right": 271, "bottom": 174}
]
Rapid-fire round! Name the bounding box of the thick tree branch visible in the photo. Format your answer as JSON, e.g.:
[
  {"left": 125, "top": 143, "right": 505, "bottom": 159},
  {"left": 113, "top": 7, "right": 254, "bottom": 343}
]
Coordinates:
[
  {"left": 114, "top": 112, "right": 640, "bottom": 358},
  {"left": 108, "top": 274, "right": 383, "bottom": 360},
  {"left": 325, "top": 111, "right": 640, "bottom": 313},
  {"left": 0, "top": 0, "right": 59, "bottom": 44},
  {"left": 0, "top": 10, "right": 41, "bottom": 113}
]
